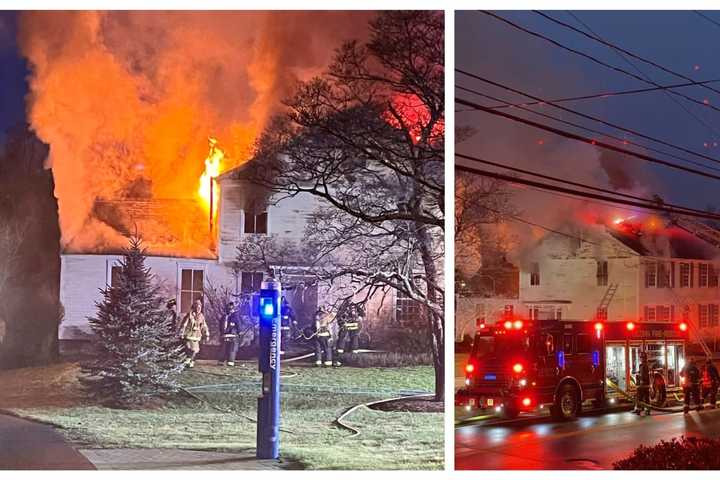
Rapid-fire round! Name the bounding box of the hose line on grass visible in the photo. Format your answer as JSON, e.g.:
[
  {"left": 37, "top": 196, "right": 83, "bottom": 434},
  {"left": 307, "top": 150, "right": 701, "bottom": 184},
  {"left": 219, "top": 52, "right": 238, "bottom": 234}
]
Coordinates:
[{"left": 334, "top": 393, "right": 436, "bottom": 437}]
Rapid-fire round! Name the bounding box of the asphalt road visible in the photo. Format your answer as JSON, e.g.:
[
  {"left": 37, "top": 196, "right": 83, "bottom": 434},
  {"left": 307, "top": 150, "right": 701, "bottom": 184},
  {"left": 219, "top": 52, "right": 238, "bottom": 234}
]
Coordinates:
[
  {"left": 0, "top": 413, "right": 94, "bottom": 470},
  {"left": 456, "top": 407, "right": 720, "bottom": 470}
]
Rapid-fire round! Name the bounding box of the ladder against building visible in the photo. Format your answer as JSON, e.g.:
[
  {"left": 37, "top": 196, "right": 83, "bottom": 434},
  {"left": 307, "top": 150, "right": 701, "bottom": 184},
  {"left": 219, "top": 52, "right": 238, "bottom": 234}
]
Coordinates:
[
  {"left": 667, "top": 289, "right": 713, "bottom": 359},
  {"left": 675, "top": 216, "right": 720, "bottom": 248},
  {"left": 595, "top": 283, "right": 619, "bottom": 320}
]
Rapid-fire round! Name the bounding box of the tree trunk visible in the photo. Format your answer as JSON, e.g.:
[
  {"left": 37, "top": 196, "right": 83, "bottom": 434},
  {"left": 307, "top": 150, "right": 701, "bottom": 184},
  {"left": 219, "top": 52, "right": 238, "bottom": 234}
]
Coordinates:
[{"left": 415, "top": 222, "right": 444, "bottom": 402}]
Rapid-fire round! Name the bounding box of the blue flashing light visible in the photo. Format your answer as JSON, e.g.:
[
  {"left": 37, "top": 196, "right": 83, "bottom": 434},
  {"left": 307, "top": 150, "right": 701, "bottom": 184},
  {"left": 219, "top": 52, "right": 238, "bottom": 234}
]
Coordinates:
[
  {"left": 592, "top": 350, "right": 600, "bottom": 368},
  {"left": 258, "top": 291, "right": 279, "bottom": 322},
  {"left": 557, "top": 350, "right": 565, "bottom": 369}
]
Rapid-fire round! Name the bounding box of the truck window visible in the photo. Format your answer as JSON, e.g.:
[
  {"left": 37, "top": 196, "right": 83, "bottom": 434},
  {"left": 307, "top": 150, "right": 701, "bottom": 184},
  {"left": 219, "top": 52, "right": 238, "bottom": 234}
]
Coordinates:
[
  {"left": 563, "top": 334, "right": 574, "bottom": 354},
  {"left": 576, "top": 334, "right": 591, "bottom": 354}
]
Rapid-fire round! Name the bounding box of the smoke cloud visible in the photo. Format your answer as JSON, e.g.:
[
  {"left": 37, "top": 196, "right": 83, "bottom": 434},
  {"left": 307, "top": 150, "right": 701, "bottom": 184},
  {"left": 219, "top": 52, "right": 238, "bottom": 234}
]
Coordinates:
[{"left": 18, "top": 11, "right": 372, "bottom": 250}]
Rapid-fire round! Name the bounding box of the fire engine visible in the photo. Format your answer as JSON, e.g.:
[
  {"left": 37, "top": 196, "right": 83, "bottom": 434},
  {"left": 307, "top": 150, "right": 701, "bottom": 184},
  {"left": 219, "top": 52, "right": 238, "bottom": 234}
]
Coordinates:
[{"left": 459, "top": 317, "right": 689, "bottom": 420}]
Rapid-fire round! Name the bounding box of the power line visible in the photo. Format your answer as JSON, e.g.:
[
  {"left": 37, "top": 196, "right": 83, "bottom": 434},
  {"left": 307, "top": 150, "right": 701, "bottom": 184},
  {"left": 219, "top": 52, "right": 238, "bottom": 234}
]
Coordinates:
[
  {"left": 474, "top": 78, "right": 720, "bottom": 110},
  {"left": 456, "top": 151, "right": 720, "bottom": 218},
  {"left": 565, "top": 10, "right": 720, "bottom": 140},
  {"left": 455, "top": 71, "right": 720, "bottom": 168},
  {"left": 536, "top": 11, "right": 720, "bottom": 98},
  {"left": 456, "top": 82, "right": 720, "bottom": 174},
  {"left": 456, "top": 162, "right": 720, "bottom": 221},
  {"left": 456, "top": 95, "right": 720, "bottom": 184},
  {"left": 694, "top": 11, "right": 720, "bottom": 31},
  {"left": 478, "top": 11, "right": 720, "bottom": 115}
]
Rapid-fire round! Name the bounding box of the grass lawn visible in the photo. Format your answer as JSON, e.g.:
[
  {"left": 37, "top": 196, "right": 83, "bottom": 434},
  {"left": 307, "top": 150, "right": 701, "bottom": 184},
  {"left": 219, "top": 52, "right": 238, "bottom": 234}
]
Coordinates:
[{"left": 0, "top": 360, "right": 442, "bottom": 470}]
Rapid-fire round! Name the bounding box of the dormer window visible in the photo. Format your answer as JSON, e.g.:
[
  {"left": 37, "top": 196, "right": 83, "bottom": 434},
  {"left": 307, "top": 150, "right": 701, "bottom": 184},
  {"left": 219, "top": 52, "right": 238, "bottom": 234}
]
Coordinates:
[{"left": 244, "top": 211, "right": 268, "bottom": 234}]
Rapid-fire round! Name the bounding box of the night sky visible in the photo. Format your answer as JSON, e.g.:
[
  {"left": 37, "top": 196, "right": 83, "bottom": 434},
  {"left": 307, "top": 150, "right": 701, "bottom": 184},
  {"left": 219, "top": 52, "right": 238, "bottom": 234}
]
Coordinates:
[
  {"left": 456, "top": 10, "right": 720, "bottom": 214},
  {"left": 0, "top": 12, "right": 28, "bottom": 144}
]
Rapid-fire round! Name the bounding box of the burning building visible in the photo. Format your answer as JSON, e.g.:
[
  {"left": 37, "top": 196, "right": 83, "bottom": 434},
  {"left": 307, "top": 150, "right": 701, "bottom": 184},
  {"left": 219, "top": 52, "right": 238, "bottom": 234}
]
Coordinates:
[{"left": 457, "top": 214, "right": 720, "bottom": 355}]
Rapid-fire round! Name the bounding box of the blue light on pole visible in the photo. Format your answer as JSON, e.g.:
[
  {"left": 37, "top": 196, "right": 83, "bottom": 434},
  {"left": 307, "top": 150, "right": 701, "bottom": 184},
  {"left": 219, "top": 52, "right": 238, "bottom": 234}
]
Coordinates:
[{"left": 256, "top": 279, "right": 281, "bottom": 460}]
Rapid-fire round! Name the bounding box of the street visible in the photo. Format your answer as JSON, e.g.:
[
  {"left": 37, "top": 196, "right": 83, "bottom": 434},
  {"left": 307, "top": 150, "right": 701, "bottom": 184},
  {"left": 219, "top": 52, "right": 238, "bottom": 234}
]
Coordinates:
[{"left": 456, "top": 407, "right": 720, "bottom": 469}]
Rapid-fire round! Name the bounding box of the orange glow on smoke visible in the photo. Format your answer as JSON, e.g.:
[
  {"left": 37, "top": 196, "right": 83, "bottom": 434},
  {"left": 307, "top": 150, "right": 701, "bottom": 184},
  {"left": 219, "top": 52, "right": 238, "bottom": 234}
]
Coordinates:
[
  {"left": 385, "top": 93, "right": 444, "bottom": 144},
  {"left": 199, "top": 137, "right": 224, "bottom": 217}
]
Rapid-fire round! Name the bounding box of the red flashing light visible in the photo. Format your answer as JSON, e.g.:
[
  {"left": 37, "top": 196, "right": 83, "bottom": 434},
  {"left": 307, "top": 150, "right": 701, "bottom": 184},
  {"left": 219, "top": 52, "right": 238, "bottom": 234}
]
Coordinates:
[
  {"left": 513, "top": 320, "right": 523, "bottom": 329},
  {"left": 522, "top": 397, "right": 532, "bottom": 407},
  {"left": 504, "top": 320, "right": 513, "bottom": 330},
  {"left": 626, "top": 321, "right": 635, "bottom": 331},
  {"left": 513, "top": 363, "right": 524, "bottom": 374},
  {"left": 679, "top": 322, "right": 688, "bottom": 332},
  {"left": 594, "top": 322, "right": 603, "bottom": 331},
  {"left": 465, "top": 363, "right": 474, "bottom": 374},
  {"left": 479, "top": 323, "right": 486, "bottom": 330}
]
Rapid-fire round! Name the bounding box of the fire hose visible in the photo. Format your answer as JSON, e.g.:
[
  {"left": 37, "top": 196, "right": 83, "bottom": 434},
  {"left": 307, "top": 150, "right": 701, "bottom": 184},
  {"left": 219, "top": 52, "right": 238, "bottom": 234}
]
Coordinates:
[
  {"left": 605, "top": 378, "right": 685, "bottom": 413},
  {"left": 334, "top": 393, "right": 436, "bottom": 437}
]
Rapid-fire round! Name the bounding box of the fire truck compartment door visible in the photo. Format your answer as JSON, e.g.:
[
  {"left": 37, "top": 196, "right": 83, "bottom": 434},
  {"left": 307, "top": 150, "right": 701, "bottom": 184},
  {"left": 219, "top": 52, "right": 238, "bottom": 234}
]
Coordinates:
[{"left": 605, "top": 343, "right": 627, "bottom": 392}]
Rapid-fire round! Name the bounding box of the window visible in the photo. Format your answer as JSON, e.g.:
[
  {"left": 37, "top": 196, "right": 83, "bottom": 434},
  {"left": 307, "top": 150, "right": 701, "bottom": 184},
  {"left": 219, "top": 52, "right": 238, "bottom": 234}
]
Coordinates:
[
  {"left": 530, "top": 262, "right": 540, "bottom": 286},
  {"left": 711, "top": 265, "right": 719, "bottom": 287},
  {"left": 682, "top": 305, "right": 690, "bottom": 322},
  {"left": 244, "top": 211, "right": 268, "bottom": 234},
  {"left": 528, "top": 306, "right": 539, "bottom": 321},
  {"left": 700, "top": 304, "right": 709, "bottom": 328},
  {"left": 597, "top": 260, "right": 608, "bottom": 286},
  {"left": 645, "top": 305, "right": 656, "bottom": 322},
  {"left": 596, "top": 307, "right": 608, "bottom": 322},
  {"left": 645, "top": 262, "right": 657, "bottom": 288},
  {"left": 396, "top": 289, "right": 422, "bottom": 326},
  {"left": 711, "top": 305, "right": 719, "bottom": 327},
  {"left": 240, "top": 271, "right": 264, "bottom": 294},
  {"left": 657, "top": 305, "right": 673, "bottom": 323},
  {"left": 680, "top": 263, "right": 694, "bottom": 288},
  {"left": 180, "top": 268, "right": 204, "bottom": 313},
  {"left": 700, "top": 263, "right": 709, "bottom": 287},
  {"left": 658, "top": 262, "right": 674, "bottom": 288},
  {"left": 563, "top": 335, "right": 574, "bottom": 354},
  {"left": 576, "top": 334, "right": 592, "bottom": 354}
]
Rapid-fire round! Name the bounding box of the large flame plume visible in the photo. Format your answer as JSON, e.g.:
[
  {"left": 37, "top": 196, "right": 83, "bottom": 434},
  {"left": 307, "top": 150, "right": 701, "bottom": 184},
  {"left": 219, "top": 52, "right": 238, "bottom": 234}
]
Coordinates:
[
  {"left": 17, "top": 11, "right": 372, "bottom": 253},
  {"left": 199, "top": 137, "right": 223, "bottom": 219}
]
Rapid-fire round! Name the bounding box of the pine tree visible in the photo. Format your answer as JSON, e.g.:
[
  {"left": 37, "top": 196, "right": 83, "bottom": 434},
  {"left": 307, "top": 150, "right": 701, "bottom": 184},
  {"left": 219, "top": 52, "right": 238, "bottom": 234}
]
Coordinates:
[{"left": 81, "top": 237, "right": 185, "bottom": 407}]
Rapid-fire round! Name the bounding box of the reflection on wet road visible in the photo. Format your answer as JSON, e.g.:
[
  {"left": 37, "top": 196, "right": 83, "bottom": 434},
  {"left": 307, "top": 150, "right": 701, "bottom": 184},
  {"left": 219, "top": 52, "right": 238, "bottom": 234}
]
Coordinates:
[{"left": 456, "top": 408, "right": 720, "bottom": 469}]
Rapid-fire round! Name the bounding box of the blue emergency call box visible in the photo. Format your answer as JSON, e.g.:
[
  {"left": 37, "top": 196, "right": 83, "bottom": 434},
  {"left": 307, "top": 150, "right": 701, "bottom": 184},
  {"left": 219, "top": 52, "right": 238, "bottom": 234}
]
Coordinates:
[{"left": 256, "top": 279, "right": 281, "bottom": 459}]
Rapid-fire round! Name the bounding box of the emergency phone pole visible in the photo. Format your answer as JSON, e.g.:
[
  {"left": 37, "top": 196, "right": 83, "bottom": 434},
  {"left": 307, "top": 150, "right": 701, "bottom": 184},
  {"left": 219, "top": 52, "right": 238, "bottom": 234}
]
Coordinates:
[{"left": 257, "top": 279, "right": 281, "bottom": 459}]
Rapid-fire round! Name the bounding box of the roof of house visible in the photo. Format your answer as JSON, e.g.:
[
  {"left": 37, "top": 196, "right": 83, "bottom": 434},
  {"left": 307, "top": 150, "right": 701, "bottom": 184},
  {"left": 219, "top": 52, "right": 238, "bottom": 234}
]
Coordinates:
[{"left": 607, "top": 222, "right": 720, "bottom": 260}]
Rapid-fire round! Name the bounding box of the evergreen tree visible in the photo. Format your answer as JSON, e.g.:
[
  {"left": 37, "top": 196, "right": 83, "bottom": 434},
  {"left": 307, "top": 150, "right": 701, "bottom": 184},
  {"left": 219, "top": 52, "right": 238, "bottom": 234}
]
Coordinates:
[{"left": 81, "top": 237, "right": 185, "bottom": 407}]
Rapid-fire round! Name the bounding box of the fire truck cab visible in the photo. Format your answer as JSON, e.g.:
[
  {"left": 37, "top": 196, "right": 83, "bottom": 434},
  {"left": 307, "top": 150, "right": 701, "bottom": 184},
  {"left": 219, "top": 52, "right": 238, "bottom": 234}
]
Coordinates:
[{"left": 460, "top": 318, "right": 688, "bottom": 420}]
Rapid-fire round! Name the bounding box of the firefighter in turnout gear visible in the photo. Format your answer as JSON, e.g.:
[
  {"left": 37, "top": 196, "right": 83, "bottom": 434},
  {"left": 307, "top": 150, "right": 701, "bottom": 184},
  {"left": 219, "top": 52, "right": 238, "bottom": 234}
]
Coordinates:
[
  {"left": 314, "top": 306, "right": 334, "bottom": 367},
  {"left": 280, "top": 297, "right": 296, "bottom": 355},
  {"left": 633, "top": 351, "right": 651, "bottom": 416},
  {"left": 335, "top": 303, "right": 363, "bottom": 366},
  {"left": 178, "top": 298, "right": 210, "bottom": 368},
  {"left": 702, "top": 359, "right": 719, "bottom": 408},
  {"left": 681, "top": 358, "right": 702, "bottom": 413},
  {"left": 219, "top": 301, "right": 242, "bottom": 366}
]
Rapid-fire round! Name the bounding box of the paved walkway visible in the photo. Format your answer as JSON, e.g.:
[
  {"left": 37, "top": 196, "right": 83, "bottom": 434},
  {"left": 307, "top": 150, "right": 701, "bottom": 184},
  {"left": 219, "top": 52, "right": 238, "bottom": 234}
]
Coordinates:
[
  {"left": 0, "top": 413, "right": 95, "bottom": 470},
  {"left": 80, "top": 448, "right": 285, "bottom": 470}
]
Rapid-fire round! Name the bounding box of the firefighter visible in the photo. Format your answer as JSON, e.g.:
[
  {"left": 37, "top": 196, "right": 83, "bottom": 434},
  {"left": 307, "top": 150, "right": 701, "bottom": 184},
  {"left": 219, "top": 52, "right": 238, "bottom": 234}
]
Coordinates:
[
  {"left": 335, "top": 303, "right": 363, "bottom": 366},
  {"left": 178, "top": 298, "right": 210, "bottom": 368},
  {"left": 165, "top": 299, "right": 178, "bottom": 331},
  {"left": 703, "top": 359, "right": 719, "bottom": 409},
  {"left": 280, "top": 297, "right": 296, "bottom": 355},
  {"left": 633, "top": 351, "right": 651, "bottom": 416},
  {"left": 681, "top": 358, "right": 702, "bottom": 413},
  {"left": 219, "top": 301, "right": 242, "bottom": 366},
  {"left": 314, "top": 306, "right": 334, "bottom": 367}
]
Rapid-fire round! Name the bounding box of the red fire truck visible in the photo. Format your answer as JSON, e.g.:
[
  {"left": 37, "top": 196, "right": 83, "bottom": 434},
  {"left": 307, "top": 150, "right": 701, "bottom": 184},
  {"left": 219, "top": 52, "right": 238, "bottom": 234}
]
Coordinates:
[{"left": 459, "top": 318, "right": 689, "bottom": 420}]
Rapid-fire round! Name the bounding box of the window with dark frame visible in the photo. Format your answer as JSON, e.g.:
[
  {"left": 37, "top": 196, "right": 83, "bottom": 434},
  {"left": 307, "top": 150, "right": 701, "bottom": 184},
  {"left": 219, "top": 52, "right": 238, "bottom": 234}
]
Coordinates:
[
  {"left": 596, "top": 260, "right": 608, "bottom": 286},
  {"left": 240, "top": 271, "right": 264, "bottom": 294},
  {"left": 700, "top": 263, "right": 709, "bottom": 287},
  {"left": 711, "top": 304, "right": 719, "bottom": 327},
  {"left": 700, "top": 304, "right": 709, "bottom": 328},
  {"left": 530, "top": 262, "right": 540, "bottom": 286},
  {"left": 244, "top": 211, "right": 268, "bottom": 234},
  {"left": 645, "top": 261, "right": 657, "bottom": 287},
  {"left": 680, "top": 263, "right": 693, "bottom": 288},
  {"left": 711, "top": 264, "right": 720, "bottom": 287},
  {"left": 110, "top": 265, "right": 122, "bottom": 286},
  {"left": 180, "top": 268, "right": 204, "bottom": 314},
  {"left": 396, "top": 289, "right": 422, "bottom": 326}
]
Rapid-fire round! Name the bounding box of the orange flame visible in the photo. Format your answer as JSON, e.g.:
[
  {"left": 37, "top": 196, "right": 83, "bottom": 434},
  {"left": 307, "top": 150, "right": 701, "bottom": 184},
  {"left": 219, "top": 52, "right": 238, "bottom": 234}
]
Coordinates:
[{"left": 199, "top": 137, "right": 224, "bottom": 217}]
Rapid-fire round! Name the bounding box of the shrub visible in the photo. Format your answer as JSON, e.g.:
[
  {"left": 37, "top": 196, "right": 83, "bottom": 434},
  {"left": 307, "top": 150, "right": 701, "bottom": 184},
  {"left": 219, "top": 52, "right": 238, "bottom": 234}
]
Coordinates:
[{"left": 613, "top": 436, "right": 720, "bottom": 469}]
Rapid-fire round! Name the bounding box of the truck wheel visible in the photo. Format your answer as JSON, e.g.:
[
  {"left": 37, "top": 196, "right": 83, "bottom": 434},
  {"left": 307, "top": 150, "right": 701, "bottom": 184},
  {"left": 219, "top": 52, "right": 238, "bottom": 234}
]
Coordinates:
[
  {"left": 552, "top": 384, "right": 580, "bottom": 421},
  {"left": 503, "top": 407, "right": 519, "bottom": 420}
]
